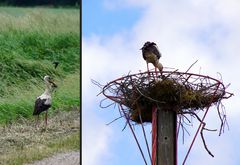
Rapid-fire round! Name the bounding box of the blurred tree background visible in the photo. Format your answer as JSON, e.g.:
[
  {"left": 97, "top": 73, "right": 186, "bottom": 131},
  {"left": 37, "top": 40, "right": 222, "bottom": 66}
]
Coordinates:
[{"left": 0, "top": 0, "right": 79, "bottom": 7}]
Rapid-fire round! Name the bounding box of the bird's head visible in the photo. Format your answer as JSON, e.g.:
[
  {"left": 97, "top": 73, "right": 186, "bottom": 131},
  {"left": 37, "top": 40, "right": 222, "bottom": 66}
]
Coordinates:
[
  {"left": 44, "top": 75, "right": 57, "bottom": 88},
  {"left": 140, "top": 41, "right": 156, "bottom": 50}
]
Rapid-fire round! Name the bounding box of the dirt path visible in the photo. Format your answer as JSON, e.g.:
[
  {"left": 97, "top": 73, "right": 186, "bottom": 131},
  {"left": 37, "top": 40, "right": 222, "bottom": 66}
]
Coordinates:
[
  {"left": 24, "top": 151, "right": 80, "bottom": 165},
  {"left": 0, "top": 107, "right": 79, "bottom": 152},
  {"left": 0, "top": 107, "right": 80, "bottom": 164}
]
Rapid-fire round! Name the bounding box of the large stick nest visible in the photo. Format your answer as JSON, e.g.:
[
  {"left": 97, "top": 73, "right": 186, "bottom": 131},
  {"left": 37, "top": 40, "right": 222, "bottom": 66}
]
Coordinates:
[
  {"left": 101, "top": 71, "right": 232, "bottom": 124},
  {"left": 93, "top": 69, "right": 233, "bottom": 158}
]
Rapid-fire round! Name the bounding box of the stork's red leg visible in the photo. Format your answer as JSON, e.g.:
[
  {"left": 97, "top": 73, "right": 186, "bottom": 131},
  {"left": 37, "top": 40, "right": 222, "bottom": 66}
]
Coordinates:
[
  {"left": 45, "top": 111, "right": 48, "bottom": 127},
  {"left": 147, "top": 63, "right": 151, "bottom": 82},
  {"left": 147, "top": 63, "right": 150, "bottom": 75},
  {"left": 155, "top": 67, "right": 158, "bottom": 78},
  {"left": 35, "top": 115, "right": 40, "bottom": 129},
  {"left": 37, "top": 115, "right": 39, "bottom": 127}
]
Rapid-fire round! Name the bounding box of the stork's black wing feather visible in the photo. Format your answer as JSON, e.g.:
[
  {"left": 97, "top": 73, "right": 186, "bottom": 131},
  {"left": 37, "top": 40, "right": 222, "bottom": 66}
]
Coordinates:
[
  {"left": 142, "top": 50, "right": 147, "bottom": 60},
  {"left": 150, "top": 44, "right": 161, "bottom": 59},
  {"left": 33, "top": 98, "right": 51, "bottom": 115}
]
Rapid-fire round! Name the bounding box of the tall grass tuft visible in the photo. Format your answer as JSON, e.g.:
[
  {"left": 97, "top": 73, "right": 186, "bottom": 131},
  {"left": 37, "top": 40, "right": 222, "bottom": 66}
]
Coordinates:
[{"left": 0, "top": 8, "right": 79, "bottom": 33}]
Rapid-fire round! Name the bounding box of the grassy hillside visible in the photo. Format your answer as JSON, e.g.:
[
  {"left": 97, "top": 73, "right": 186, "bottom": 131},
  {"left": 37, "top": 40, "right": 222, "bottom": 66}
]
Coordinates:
[{"left": 0, "top": 7, "right": 80, "bottom": 124}]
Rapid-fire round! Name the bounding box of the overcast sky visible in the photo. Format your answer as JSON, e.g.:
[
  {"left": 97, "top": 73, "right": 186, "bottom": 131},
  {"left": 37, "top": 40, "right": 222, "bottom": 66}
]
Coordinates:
[{"left": 83, "top": 0, "right": 240, "bottom": 164}]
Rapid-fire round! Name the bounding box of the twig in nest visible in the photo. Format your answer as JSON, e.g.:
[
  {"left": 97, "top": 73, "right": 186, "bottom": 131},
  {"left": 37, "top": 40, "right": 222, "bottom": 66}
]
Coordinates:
[
  {"left": 91, "top": 79, "right": 105, "bottom": 96},
  {"left": 181, "top": 114, "right": 192, "bottom": 126},
  {"left": 183, "top": 111, "right": 217, "bottom": 131},
  {"left": 181, "top": 111, "right": 217, "bottom": 156},
  {"left": 201, "top": 123, "right": 214, "bottom": 157},
  {"left": 180, "top": 122, "right": 190, "bottom": 144},
  {"left": 91, "top": 79, "right": 105, "bottom": 88},
  {"left": 122, "top": 121, "right": 128, "bottom": 131},
  {"left": 178, "top": 60, "right": 198, "bottom": 81},
  {"left": 185, "top": 60, "right": 198, "bottom": 73},
  {"left": 100, "top": 98, "right": 116, "bottom": 108},
  {"left": 162, "top": 69, "right": 179, "bottom": 79},
  {"left": 217, "top": 102, "right": 229, "bottom": 136},
  {"left": 106, "top": 116, "right": 124, "bottom": 126},
  {"left": 133, "top": 84, "right": 164, "bottom": 103}
]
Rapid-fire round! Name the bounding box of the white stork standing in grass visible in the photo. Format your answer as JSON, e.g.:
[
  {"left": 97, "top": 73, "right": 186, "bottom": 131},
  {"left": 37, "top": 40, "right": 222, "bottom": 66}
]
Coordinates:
[
  {"left": 141, "top": 41, "right": 163, "bottom": 76},
  {"left": 33, "top": 75, "right": 57, "bottom": 128}
]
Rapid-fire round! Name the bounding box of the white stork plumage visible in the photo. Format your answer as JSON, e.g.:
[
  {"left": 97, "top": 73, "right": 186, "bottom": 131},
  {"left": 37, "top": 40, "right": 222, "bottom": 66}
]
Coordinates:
[
  {"left": 141, "top": 41, "right": 163, "bottom": 75},
  {"left": 33, "top": 75, "right": 57, "bottom": 128}
]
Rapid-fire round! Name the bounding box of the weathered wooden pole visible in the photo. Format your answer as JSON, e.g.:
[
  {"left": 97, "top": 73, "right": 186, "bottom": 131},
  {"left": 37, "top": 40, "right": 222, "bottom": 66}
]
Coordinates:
[{"left": 153, "top": 106, "right": 177, "bottom": 165}]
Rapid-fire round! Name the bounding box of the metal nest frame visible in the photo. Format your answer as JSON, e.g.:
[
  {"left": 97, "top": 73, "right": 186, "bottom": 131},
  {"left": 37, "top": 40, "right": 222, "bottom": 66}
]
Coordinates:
[{"left": 93, "top": 66, "right": 233, "bottom": 163}]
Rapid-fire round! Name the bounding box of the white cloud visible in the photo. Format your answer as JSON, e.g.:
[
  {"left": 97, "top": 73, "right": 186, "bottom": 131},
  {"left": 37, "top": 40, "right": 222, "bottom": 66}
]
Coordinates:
[
  {"left": 82, "top": 115, "right": 113, "bottom": 165},
  {"left": 103, "top": 0, "right": 149, "bottom": 10},
  {"left": 183, "top": 135, "right": 235, "bottom": 165},
  {"left": 82, "top": 35, "right": 147, "bottom": 165},
  {"left": 83, "top": 0, "right": 240, "bottom": 164}
]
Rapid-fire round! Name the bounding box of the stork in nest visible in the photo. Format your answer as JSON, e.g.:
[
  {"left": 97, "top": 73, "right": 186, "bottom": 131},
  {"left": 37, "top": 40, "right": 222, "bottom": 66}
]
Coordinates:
[
  {"left": 141, "top": 41, "right": 163, "bottom": 76},
  {"left": 33, "top": 75, "right": 57, "bottom": 128}
]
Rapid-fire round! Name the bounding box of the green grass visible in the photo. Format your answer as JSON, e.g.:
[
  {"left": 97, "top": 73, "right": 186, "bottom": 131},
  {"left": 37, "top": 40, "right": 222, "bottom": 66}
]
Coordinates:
[
  {"left": 0, "top": 7, "right": 79, "bottom": 33},
  {"left": 0, "top": 7, "right": 80, "bottom": 124},
  {"left": 0, "top": 6, "right": 79, "bottom": 16},
  {"left": 0, "top": 71, "right": 80, "bottom": 124},
  {"left": 0, "top": 6, "right": 80, "bottom": 164}
]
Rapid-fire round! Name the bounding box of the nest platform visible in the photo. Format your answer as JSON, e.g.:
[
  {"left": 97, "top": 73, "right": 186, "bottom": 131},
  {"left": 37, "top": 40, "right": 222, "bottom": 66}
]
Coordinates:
[{"left": 102, "top": 71, "right": 232, "bottom": 123}]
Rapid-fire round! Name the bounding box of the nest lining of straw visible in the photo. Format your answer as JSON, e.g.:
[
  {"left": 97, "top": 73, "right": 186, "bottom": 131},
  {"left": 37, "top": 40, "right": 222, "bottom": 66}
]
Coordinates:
[{"left": 122, "top": 79, "right": 222, "bottom": 123}]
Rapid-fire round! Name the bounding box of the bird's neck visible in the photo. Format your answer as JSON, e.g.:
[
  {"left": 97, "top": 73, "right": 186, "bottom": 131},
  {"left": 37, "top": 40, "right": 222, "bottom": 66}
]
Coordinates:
[
  {"left": 43, "top": 88, "right": 50, "bottom": 96},
  {"left": 44, "top": 84, "right": 53, "bottom": 95}
]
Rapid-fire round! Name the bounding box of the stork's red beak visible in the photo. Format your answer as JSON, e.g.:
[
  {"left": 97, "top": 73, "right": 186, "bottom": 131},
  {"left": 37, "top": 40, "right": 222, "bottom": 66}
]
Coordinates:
[{"left": 49, "top": 80, "right": 57, "bottom": 88}]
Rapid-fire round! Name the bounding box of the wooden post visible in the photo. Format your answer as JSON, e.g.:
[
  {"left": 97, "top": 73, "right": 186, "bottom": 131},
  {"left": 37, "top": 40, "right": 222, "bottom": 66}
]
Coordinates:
[{"left": 156, "top": 106, "right": 177, "bottom": 165}]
